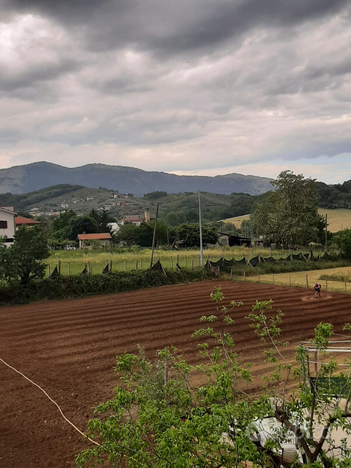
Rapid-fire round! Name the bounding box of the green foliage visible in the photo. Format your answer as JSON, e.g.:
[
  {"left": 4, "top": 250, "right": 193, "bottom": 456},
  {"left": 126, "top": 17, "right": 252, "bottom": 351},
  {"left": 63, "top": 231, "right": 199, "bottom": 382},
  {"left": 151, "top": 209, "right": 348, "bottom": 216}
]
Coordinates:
[
  {"left": 89, "top": 208, "right": 115, "bottom": 233},
  {"left": 144, "top": 191, "right": 168, "bottom": 200},
  {"left": 170, "top": 223, "right": 219, "bottom": 247},
  {"left": 252, "top": 170, "right": 321, "bottom": 245},
  {"left": 334, "top": 228, "right": 351, "bottom": 259},
  {"left": 0, "top": 268, "right": 212, "bottom": 305},
  {"left": 76, "top": 289, "right": 351, "bottom": 467},
  {"left": 0, "top": 226, "right": 49, "bottom": 285}
]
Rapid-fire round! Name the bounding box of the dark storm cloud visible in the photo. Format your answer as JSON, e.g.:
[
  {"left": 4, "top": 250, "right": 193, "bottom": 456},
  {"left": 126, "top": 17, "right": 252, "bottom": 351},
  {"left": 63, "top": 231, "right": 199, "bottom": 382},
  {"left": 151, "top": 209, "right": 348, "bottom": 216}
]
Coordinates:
[
  {"left": 2, "top": 0, "right": 350, "bottom": 55},
  {"left": 1, "top": 0, "right": 351, "bottom": 180}
]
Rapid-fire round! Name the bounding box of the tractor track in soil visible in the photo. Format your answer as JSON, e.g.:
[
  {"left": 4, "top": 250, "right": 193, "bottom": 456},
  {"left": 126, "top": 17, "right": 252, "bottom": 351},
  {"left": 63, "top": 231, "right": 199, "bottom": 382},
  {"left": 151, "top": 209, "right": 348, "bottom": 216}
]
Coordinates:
[{"left": 1, "top": 280, "right": 351, "bottom": 467}]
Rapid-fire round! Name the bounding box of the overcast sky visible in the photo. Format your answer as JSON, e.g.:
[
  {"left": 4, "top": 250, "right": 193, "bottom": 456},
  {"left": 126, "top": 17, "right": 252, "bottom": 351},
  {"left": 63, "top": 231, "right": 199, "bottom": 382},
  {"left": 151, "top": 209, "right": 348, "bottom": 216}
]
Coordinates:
[{"left": 1, "top": 0, "right": 351, "bottom": 183}]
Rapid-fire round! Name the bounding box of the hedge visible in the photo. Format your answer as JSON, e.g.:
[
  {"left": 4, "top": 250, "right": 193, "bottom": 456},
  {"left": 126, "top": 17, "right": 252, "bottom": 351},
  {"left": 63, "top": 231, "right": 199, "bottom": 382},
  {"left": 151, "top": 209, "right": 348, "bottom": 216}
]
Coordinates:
[{"left": 0, "top": 268, "right": 213, "bottom": 305}]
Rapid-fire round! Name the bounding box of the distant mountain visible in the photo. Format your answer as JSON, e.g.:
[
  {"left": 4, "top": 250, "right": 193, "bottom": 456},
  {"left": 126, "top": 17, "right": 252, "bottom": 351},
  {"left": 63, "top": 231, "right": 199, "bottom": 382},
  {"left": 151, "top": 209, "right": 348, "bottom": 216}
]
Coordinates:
[{"left": 0, "top": 162, "right": 273, "bottom": 196}]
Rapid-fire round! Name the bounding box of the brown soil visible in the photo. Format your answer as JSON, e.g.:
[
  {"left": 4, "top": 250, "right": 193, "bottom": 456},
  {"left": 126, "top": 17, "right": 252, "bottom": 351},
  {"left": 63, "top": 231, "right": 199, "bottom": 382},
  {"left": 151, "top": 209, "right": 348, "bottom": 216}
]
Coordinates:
[{"left": 1, "top": 280, "right": 350, "bottom": 468}]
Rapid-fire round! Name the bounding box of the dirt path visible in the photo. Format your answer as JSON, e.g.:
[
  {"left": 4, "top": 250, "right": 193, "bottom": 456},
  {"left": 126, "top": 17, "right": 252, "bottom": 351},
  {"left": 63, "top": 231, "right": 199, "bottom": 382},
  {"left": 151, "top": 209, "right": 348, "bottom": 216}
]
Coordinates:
[{"left": 1, "top": 280, "right": 350, "bottom": 467}]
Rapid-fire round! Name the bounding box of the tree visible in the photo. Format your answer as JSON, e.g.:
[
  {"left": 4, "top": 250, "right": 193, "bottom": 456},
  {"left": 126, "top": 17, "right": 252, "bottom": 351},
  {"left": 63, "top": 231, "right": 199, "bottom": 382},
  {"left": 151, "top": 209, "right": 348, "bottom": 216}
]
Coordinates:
[
  {"left": 68, "top": 216, "right": 99, "bottom": 240},
  {"left": 134, "top": 221, "right": 168, "bottom": 247},
  {"left": 334, "top": 228, "right": 351, "bottom": 258},
  {"left": 252, "top": 170, "right": 320, "bottom": 246},
  {"left": 170, "top": 223, "right": 219, "bottom": 247},
  {"left": 116, "top": 223, "right": 138, "bottom": 247},
  {"left": 1, "top": 226, "right": 49, "bottom": 284},
  {"left": 76, "top": 289, "right": 351, "bottom": 467},
  {"left": 89, "top": 209, "right": 115, "bottom": 233}
]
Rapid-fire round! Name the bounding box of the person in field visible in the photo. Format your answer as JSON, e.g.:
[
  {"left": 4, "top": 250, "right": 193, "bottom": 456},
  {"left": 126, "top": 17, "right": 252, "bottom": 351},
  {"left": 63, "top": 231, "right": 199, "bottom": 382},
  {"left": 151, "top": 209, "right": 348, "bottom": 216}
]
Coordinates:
[{"left": 313, "top": 282, "right": 321, "bottom": 298}]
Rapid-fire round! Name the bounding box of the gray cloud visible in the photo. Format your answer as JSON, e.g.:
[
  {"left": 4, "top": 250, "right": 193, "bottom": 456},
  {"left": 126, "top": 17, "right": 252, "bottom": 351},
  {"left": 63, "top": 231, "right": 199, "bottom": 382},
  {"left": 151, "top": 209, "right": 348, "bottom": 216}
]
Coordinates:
[{"left": 0, "top": 1, "right": 351, "bottom": 182}]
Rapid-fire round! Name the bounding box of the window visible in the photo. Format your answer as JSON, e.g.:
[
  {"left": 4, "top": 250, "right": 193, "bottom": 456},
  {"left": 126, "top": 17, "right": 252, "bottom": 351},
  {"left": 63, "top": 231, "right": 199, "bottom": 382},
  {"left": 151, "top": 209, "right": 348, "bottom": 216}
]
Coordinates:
[{"left": 0, "top": 220, "right": 8, "bottom": 229}]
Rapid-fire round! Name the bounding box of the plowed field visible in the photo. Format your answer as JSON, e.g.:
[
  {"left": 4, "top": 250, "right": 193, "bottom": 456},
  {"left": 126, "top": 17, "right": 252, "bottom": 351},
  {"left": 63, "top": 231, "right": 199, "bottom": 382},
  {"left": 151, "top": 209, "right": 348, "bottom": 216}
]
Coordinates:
[{"left": 1, "top": 280, "right": 351, "bottom": 468}]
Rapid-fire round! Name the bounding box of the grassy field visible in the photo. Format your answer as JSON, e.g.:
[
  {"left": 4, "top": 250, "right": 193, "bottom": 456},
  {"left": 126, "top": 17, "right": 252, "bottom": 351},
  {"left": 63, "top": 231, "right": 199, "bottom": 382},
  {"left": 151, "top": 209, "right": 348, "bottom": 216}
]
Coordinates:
[
  {"left": 245, "top": 266, "right": 351, "bottom": 294},
  {"left": 224, "top": 208, "right": 351, "bottom": 232},
  {"left": 47, "top": 246, "right": 315, "bottom": 276}
]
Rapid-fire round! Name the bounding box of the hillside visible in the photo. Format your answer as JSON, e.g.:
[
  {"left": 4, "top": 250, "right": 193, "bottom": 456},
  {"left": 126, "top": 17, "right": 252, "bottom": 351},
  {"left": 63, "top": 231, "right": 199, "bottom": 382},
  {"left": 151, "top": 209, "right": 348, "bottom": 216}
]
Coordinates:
[
  {"left": 0, "top": 185, "right": 265, "bottom": 223},
  {"left": 0, "top": 162, "right": 273, "bottom": 196}
]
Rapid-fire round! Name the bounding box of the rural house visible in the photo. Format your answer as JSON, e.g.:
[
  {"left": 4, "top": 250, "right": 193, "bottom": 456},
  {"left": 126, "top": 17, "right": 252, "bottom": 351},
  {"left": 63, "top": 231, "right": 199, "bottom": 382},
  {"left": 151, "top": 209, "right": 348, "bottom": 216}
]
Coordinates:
[
  {"left": 15, "top": 216, "right": 41, "bottom": 228},
  {"left": 121, "top": 208, "right": 153, "bottom": 226},
  {"left": 78, "top": 233, "right": 112, "bottom": 249},
  {"left": 0, "top": 206, "right": 17, "bottom": 246}
]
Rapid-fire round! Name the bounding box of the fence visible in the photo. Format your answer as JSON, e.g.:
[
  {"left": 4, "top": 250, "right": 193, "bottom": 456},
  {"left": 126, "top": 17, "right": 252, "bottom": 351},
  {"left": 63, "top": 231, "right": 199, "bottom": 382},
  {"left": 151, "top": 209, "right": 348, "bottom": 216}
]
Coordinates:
[{"left": 244, "top": 271, "right": 350, "bottom": 294}]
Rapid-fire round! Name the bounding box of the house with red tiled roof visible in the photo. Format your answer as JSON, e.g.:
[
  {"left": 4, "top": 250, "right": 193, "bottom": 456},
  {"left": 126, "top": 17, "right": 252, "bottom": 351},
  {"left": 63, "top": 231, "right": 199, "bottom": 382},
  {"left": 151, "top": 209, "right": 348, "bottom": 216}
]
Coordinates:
[
  {"left": 121, "top": 208, "right": 153, "bottom": 226},
  {"left": 15, "top": 216, "right": 41, "bottom": 228},
  {"left": 77, "top": 233, "right": 112, "bottom": 249}
]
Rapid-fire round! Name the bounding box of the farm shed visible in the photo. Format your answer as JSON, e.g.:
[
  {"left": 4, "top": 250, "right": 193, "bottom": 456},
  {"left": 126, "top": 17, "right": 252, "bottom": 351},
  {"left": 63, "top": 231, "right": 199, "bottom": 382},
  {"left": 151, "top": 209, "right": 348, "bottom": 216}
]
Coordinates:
[
  {"left": 78, "top": 233, "right": 112, "bottom": 249},
  {"left": 218, "top": 232, "right": 252, "bottom": 247}
]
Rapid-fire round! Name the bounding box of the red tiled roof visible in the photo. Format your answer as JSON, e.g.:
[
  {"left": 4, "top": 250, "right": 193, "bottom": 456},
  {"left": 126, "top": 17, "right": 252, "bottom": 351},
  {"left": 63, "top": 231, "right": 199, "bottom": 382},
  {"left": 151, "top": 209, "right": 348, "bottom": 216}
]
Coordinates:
[
  {"left": 78, "top": 233, "right": 112, "bottom": 240},
  {"left": 15, "top": 216, "right": 41, "bottom": 225}
]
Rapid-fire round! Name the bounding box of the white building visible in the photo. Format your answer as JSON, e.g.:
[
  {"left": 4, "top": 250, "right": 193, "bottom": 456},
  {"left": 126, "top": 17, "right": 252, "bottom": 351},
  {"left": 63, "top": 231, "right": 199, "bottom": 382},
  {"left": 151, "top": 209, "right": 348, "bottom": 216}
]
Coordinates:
[{"left": 0, "top": 206, "right": 17, "bottom": 246}]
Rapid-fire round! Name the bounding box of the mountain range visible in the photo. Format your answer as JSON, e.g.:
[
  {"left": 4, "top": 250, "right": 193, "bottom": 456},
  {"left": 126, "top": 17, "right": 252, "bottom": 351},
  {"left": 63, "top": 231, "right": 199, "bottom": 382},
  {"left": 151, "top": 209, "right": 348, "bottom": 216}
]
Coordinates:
[{"left": 0, "top": 162, "right": 273, "bottom": 196}]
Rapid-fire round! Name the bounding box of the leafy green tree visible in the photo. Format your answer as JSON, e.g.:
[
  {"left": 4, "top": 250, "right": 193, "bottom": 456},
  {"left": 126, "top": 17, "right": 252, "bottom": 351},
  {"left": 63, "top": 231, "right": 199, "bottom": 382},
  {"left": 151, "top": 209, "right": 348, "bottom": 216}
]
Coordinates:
[
  {"left": 334, "top": 228, "right": 351, "bottom": 258},
  {"left": 252, "top": 170, "right": 320, "bottom": 245},
  {"left": 170, "top": 223, "right": 219, "bottom": 247},
  {"left": 144, "top": 191, "right": 168, "bottom": 200},
  {"left": 68, "top": 216, "right": 99, "bottom": 240},
  {"left": 134, "top": 221, "right": 168, "bottom": 247},
  {"left": 1, "top": 226, "right": 49, "bottom": 284},
  {"left": 116, "top": 223, "right": 138, "bottom": 247},
  {"left": 77, "top": 289, "right": 351, "bottom": 468},
  {"left": 51, "top": 210, "right": 77, "bottom": 241}
]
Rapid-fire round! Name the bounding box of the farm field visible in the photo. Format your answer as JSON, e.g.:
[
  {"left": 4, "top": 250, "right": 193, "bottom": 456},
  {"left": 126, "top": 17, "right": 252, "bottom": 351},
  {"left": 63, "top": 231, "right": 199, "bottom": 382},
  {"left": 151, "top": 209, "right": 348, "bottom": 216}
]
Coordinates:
[
  {"left": 1, "top": 281, "right": 351, "bottom": 467},
  {"left": 224, "top": 208, "right": 351, "bottom": 232},
  {"left": 246, "top": 266, "right": 351, "bottom": 293},
  {"left": 47, "top": 246, "right": 314, "bottom": 276}
]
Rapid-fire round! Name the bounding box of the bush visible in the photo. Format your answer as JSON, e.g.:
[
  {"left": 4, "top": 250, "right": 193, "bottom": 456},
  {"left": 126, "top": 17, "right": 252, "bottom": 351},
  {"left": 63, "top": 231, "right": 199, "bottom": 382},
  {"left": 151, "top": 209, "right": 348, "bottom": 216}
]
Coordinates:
[{"left": 0, "top": 268, "right": 213, "bottom": 305}]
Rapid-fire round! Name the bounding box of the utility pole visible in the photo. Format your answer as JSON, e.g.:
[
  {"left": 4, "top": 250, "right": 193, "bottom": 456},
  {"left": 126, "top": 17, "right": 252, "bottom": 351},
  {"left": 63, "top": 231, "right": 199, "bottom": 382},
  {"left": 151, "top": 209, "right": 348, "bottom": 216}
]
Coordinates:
[
  {"left": 325, "top": 214, "right": 328, "bottom": 253},
  {"left": 150, "top": 203, "right": 159, "bottom": 267},
  {"left": 198, "top": 190, "right": 203, "bottom": 266}
]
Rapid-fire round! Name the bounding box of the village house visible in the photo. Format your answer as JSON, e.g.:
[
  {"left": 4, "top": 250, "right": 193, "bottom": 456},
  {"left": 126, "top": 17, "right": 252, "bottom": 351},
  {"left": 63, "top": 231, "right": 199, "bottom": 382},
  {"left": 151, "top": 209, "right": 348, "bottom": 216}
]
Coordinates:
[
  {"left": 77, "top": 233, "right": 112, "bottom": 249},
  {"left": 0, "top": 206, "right": 16, "bottom": 246},
  {"left": 15, "top": 216, "right": 41, "bottom": 229},
  {"left": 121, "top": 209, "right": 153, "bottom": 226}
]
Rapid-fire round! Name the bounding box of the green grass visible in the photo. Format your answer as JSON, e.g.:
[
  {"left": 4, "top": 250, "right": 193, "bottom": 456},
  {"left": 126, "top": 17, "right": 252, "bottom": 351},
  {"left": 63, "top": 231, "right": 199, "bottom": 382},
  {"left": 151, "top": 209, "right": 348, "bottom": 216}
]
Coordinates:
[
  {"left": 246, "top": 266, "right": 351, "bottom": 294},
  {"left": 46, "top": 246, "right": 330, "bottom": 277}
]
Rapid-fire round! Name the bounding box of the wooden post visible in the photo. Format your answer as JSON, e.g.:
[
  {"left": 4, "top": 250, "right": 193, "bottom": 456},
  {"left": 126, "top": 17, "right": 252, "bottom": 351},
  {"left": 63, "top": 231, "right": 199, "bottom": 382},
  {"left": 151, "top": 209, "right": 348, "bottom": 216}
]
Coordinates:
[
  {"left": 244, "top": 271, "right": 246, "bottom": 281},
  {"left": 110, "top": 260, "right": 112, "bottom": 272},
  {"left": 68, "top": 262, "right": 70, "bottom": 276},
  {"left": 124, "top": 259, "right": 126, "bottom": 271},
  {"left": 326, "top": 278, "right": 328, "bottom": 290},
  {"left": 230, "top": 268, "right": 233, "bottom": 279},
  {"left": 289, "top": 274, "right": 291, "bottom": 287},
  {"left": 258, "top": 273, "right": 260, "bottom": 283},
  {"left": 345, "top": 281, "right": 347, "bottom": 293},
  {"left": 185, "top": 256, "right": 187, "bottom": 268},
  {"left": 170, "top": 256, "right": 173, "bottom": 269},
  {"left": 314, "top": 351, "right": 318, "bottom": 376},
  {"left": 47, "top": 264, "right": 50, "bottom": 277},
  {"left": 306, "top": 274, "right": 308, "bottom": 289},
  {"left": 139, "top": 258, "right": 142, "bottom": 270},
  {"left": 177, "top": 254, "right": 179, "bottom": 265},
  {"left": 88, "top": 262, "right": 91, "bottom": 275},
  {"left": 191, "top": 256, "right": 194, "bottom": 270},
  {"left": 58, "top": 260, "right": 61, "bottom": 275},
  {"left": 272, "top": 274, "right": 274, "bottom": 284},
  {"left": 136, "top": 260, "right": 138, "bottom": 270}
]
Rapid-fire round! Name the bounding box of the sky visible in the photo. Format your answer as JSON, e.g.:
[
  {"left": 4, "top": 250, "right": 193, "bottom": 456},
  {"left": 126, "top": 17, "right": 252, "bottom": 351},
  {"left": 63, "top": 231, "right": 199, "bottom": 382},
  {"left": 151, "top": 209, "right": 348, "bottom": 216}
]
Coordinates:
[{"left": 1, "top": 0, "right": 351, "bottom": 184}]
